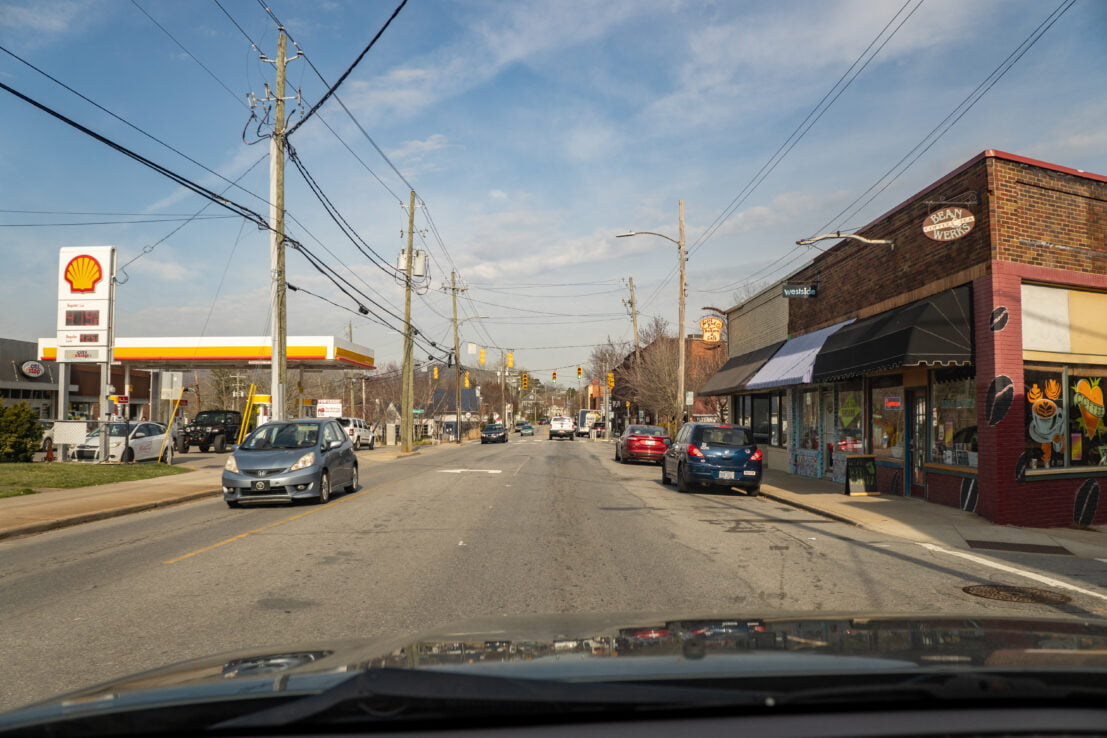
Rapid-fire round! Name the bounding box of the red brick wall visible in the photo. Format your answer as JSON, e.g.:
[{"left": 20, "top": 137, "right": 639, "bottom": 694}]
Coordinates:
[
  {"left": 925, "top": 471, "right": 965, "bottom": 510},
  {"left": 789, "top": 158, "right": 992, "bottom": 335}
]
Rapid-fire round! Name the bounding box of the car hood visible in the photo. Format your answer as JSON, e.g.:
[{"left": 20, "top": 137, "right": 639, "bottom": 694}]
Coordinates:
[
  {"left": 231, "top": 448, "right": 317, "bottom": 470},
  {"left": 5, "top": 611, "right": 1107, "bottom": 729}
]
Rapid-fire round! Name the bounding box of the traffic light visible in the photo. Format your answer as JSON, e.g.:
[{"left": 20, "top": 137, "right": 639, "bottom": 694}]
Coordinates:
[
  {"left": 479, "top": 348, "right": 486, "bottom": 365},
  {"left": 464, "top": 371, "right": 470, "bottom": 388},
  {"left": 607, "top": 372, "right": 615, "bottom": 389},
  {"left": 521, "top": 373, "right": 529, "bottom": 390},
  {"left": 507, "top": 352, "right": 514, "bottom": 368},
  {"left": 552, "top": 371, "right": 557, "bottom": 382},
  {"left": 576, "top": 366, "right": 582, "bottom": 379}
]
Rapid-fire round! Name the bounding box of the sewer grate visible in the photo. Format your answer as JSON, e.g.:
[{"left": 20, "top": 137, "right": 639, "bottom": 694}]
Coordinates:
[{"left": 962, "top": 584, "right": 1071, "bottom": 604}]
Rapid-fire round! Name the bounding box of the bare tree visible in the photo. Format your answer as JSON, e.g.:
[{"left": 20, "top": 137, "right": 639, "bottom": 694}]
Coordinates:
[
  {"left": 588, "top": 336, "right": 630, "bottom": 382},
  {"left": 620, "top": 316, "right": 681, "bottom": 426}
]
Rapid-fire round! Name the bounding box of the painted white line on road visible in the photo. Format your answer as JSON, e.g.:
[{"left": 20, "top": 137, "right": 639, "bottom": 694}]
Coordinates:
[
  {"left": 514, "top": 457, "right": 529, "bottom": 477},
  {"left": 917, "top": 542, "right": 1107, "bottom": 603},
  {"left": 438, "top": 469, "right": 502, "bottom": 474}
]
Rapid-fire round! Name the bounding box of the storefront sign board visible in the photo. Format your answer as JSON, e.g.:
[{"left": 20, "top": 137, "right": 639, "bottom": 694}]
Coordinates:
[
  {"left": 922, "top": 207, "right": 975, "bottom": 241},
  {"left": 782, "top": 284, "right": 818, "bottom": 298}
]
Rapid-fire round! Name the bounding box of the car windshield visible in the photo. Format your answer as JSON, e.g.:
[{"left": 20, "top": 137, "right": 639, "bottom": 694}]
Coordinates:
[
  {"left": 6, "top": 2, "right": 1107, "bottom": 729},
  {"left": 241, "top": 423, "right": 319, "bottom": 450}
]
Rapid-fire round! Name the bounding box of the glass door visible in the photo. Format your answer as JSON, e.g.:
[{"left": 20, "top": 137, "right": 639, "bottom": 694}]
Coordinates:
[{"left": 907, "top": 388, "right": 927, "bottom": 497}]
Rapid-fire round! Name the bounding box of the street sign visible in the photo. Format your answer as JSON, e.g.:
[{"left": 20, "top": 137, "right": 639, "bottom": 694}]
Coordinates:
[
  {"left": 413, "top": 408, "right": 425, "bottom": 414},
  {"left": 111, "top": 395, "right": 129, "bottom": 404}
]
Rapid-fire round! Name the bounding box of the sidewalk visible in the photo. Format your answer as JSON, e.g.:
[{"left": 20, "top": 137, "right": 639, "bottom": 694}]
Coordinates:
[
  {"left": 0, "top": 441, "right": 454, "bottom": 541},
  {"left": 758, "top": 466, "right": 1107, "bottom": 560}
]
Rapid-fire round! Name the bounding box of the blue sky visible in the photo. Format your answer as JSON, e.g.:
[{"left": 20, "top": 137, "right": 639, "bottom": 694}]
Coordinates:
[{"left": 2, "top": 0, "right": 1105, "bottom": 375}]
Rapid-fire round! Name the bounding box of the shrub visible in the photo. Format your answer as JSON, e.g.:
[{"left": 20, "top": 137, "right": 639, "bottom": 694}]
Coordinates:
[{"left": 0, "top": 402, "right": 43, "bottom": 463}]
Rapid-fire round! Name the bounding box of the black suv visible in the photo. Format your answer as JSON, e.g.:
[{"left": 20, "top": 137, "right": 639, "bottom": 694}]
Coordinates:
[{"left": 181, "top": 410, "right": 243, "bottom": 453}]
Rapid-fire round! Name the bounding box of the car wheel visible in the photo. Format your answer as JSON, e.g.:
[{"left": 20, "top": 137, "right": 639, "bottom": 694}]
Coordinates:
[
  {"left": 369, "top": 436, "right": 375, "bottom": 450},
  {"left": 345, "top": 464, "right": 358, "bottom": 493},
  {"left": 226, "top": 500, "right": 240, "bottom": 508},
  {"left": 355, "top": 436, "right": 362, "bottom": 450},
  {"left": 317, "top": 471, "right": 331, "bottom": 504},
  {"left": 660, "top": 461, "right": 671, "bottom": 485},
  {"left": 676, "top": 463, "right": 691, "bottom": 493},
  {"left": 121, "top": 447, "right": 135, "bottom": 463},
  {"left": 199, "top": 445, "right": 210, "bottom": 453},
  {"left": 160, "top": 444, "right": 173, "bottom": 464},
  {"left": 746, "top": 484, "right": 760, "bottom": 497},
  {"left": 214, "top": 435, "right": 227, "bottom": 453},
  {"left": 177, "top": 437, "right": 188, "bottom": 453}
]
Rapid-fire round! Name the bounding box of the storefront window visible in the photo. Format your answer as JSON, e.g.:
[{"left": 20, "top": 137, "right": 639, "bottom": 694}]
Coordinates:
[
  {"left": 835, "top": 384, "right": 864, "bottom": 454},
  {"left": 930, "top": 375, "right": 977, "bottom": 467},
  {"left": 770, "top": 394, "right": 781, "bottom": 447},
  {"left": 871, "top": 379, "right": 904, "bottom": 459},
  {"left": 800, "top": 390, "right": 819, "bottom": 450},
  {"left": 1026, "top": 364, "right": 1107, "bottom": 468}
]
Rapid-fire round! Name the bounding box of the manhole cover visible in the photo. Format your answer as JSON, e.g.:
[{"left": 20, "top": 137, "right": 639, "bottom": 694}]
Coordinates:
[{"left": 962, "top": 584, "right": 1071, "bottom": 604}]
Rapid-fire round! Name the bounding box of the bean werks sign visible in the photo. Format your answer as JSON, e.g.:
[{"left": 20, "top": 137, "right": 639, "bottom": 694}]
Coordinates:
[{"left": 922, "top": 207, "right": 975, "bottom": 241}]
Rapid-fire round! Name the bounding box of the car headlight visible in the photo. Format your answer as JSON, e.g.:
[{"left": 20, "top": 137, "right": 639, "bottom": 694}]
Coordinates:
[
  {"left": 224, "top": 455, "right": 239, "bottom": 473},
  {"left": 290, "top": 451, "right": 316, "bottom": 471}
]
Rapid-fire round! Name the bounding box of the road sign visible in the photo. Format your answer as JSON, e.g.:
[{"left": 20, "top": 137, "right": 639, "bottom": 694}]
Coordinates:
[{"left": 413, "top": 408, "right": 425, "bottom": 414}]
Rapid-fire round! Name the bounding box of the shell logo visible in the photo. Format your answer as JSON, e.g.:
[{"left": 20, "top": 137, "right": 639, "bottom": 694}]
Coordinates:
[{"left": 64, "top": 254, "right": 104, "bottom": 293}]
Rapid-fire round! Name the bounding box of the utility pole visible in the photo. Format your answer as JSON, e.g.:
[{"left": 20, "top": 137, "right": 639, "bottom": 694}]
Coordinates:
[
  {"left": 400, "top": 189, "right": 416, "bottom": 453},
  {"left": 624, "top": 276, "right": 640, "bottom": 362},
  {"left": 445, "top": 271, "right": 466, "bottom": 445},
  {"left": 346, "top": 321, "right": 354, "bottom": 416},
  {"left": 261, "top": 30, "right": 297, "bottom": 422},
  {"left": 677, "top": 199, "right": 687, "bottom": 425}
]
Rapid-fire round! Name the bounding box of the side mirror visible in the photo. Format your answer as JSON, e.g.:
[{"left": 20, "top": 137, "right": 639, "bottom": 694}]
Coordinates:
[{"left": 329, "top": 439, "right": 343, "bottom": 450}]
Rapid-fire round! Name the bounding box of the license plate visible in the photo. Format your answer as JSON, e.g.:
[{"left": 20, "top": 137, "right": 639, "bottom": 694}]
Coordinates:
[
  {"left": 718, "top": 471, "right": 735, "bottom": 480},
  {"left": 252, "top": 480, "right": 270, "bottom": 491},
  {"left": 743, "top": 470, "right": 758, "bottom": 476}
]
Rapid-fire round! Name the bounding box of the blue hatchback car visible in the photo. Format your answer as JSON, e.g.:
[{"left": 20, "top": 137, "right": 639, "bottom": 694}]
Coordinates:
[{"left": 661, "top": 423, "right": 762, "bottom": 495}]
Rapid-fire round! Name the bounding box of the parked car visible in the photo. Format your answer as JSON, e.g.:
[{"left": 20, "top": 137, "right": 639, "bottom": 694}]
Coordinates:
[
  {"left": 38, "top": 420, "right": 54, "bottom": 453},
  {"left": 221, "top": 418, "right": 358, "bottom": 508},
  {"left": 519, "top": 423, "right": 535, "bottom": 436},
  {"left": 548, "top": 415, "right": 575, "bottom": 440},
  {"left": 181, "top": 409, "right": 242, "bottom": 453},
  {"left": 615, "top": 424, "right": 670, "bottom": 464},
  {"left": 480, "top": 423, "right": 508, "bottom": 444},
  {"left": 336, "top": 416, "right": 375, "bottom": 450},
  {"left": 71, "top": 422, "right": 174, "bottom": 463},
  {"left": 661, "top": 422, "right": 762, "bottom": 495}
]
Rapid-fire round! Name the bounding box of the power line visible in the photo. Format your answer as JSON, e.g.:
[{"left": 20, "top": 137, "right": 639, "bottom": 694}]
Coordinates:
[
  {"left": 213, "top": 0, "right": 260, "bottom": 50},
  {"left": 0, "top": 216, "right": 236, "bottom": 227},
  {"left": 131, "top": 0, "right": 249, "bottom": 109}
]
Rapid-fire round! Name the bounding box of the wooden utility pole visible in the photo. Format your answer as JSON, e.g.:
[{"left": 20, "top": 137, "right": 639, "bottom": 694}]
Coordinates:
[
  {"left": 400, "top": 189, "right": 416, "bottom": 452},
  {"left": 677, "top": 200, "right": 686, "bottom": 424},
  {"left": 267, "top": 31, "right": 290, "bottom": 421},
  {"left": 625, "top": 276, "right": 640, "bottom": 361},
  {"left": 447, "top": 271, "right": 466, "bottom": 445}
]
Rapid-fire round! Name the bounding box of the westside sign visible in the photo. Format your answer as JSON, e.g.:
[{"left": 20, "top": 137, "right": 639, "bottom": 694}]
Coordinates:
[
  {"left": 782, "top": 284, "right": 817, "bottom": 298},
  {"left": 922, "top": 207, "right": 975, "bottom": 241}
]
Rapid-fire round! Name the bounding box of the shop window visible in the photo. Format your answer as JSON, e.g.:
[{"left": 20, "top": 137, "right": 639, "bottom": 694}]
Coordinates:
[
  {"left": 835, "top": 384, "right": 864, "bottom": 454},
  {"left": 752, "top": 395, "right": 770, "bottom": 444},
  {"left": 931, "top": 375, "right": 977, "bottom": 467},
  {"left": 1025, "top": 365, "right": 1107, "bottom": 468},
  {"left": 800, "top": 390, "right": 819, "bottom": 450},
  {"left": 871, "top": 378, "right": 904, "bottom": 460}
]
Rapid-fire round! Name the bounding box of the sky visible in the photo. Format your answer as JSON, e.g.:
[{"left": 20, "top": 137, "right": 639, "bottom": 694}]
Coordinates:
[{"left": 2, "top": 0, "right": 1106, "bottom": 379}]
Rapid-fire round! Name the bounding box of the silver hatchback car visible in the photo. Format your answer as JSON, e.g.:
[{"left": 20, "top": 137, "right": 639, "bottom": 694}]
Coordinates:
[{"left": 222, "top": 418, "right": 358, "bottom": 508}]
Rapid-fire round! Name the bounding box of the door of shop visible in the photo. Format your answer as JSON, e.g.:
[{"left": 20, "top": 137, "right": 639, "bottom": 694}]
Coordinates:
[
  {"left": 822, "top": 387, "right": 835, "bottom": 478},
  {"left": 906, "top": 388, "right": 927, "bottom": 497}
]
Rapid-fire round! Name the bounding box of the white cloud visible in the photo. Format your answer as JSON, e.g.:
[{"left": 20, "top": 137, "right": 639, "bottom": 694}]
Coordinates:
[
  {"left": 489, "top": 189, "right": 508, "bottom": 200},
  {"left": 387, "top": 134, "right": 452, "bottom": 162},
  {"left": 0, "top": 1, "right": 90, "bottom": 32}
]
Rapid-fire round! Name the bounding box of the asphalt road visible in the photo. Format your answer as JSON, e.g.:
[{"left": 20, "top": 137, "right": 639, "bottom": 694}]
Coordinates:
[{"left": 2, "top": 436, "right": 1106, "bottom": 712}]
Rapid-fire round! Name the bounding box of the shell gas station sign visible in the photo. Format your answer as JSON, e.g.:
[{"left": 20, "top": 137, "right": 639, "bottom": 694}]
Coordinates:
[{"left": 56, "top": 246, "right": 116, "bottom": 363}]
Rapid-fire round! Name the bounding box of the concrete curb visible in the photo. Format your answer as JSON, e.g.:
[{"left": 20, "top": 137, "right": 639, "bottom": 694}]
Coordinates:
[
  {"left": 756, "top": 489, "right": 861, "bottom": 527},
  {"left": 0, "top": 489, "right": 222, "bottom": 542}
]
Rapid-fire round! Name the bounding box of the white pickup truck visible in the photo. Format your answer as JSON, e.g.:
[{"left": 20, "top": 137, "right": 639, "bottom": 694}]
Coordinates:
[{"left": 548, "top": 415, "right": 575, "bottom": 440}]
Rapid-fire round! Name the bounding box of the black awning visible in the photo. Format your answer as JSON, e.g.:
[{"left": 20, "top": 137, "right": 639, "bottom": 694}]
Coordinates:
[
  {"left": 812, "top": 285, "right": 974, "bottom": 382},
  {"left": 697, "top": 340, "right": 786, "bottom": 396}
]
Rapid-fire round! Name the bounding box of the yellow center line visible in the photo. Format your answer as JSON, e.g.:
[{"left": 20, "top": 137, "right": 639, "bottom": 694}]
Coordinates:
[{"left": 163, "top": 485, "right": 375, "bottom": 565}]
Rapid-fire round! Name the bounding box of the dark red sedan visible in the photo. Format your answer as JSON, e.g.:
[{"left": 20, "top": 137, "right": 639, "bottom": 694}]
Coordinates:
[{"left": 614, "top": 424, "right": 670, "bottom": 464}]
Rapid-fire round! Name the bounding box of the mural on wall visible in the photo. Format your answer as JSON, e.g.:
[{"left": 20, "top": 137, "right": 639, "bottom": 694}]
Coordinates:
[
  {"left": 1072, "top": 378, "right": 1105, "bottom": 441},
  {"left": 985, "top": 375, "right": 1014, "bottom": 426},
  {"left": 959, "top": 477, "right": 979, "bottom": 512},
  {"left": 990, "top": 306, "right": 1009, "bottom": 332},
  {"left": 1027, "top": 379, "right": 1065, "bottom": 467},
  {"left": 1075, "top": 478, "right": 1100, "bottom": 527}
]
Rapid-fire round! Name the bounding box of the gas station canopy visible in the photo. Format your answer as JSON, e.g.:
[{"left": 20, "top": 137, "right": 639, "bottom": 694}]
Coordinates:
[{"left": 38, "top": 336, "right": 375, "bottom": 372}]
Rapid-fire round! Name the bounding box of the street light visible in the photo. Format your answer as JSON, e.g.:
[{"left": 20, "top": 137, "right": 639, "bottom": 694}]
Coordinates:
[
  {"left": 617, "top": 200, "right": 687, "bottom": 423},
  {"left": 454, "top": 315, "right": 488, "bottom": 445},
  {"left": 795, "top": 231, "right": 894, "bottom": 248}
]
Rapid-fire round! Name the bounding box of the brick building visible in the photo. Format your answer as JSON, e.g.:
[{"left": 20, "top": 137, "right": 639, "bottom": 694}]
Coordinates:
[{"left": 700, "top": 150, "right": 1107, "bottom": 528}]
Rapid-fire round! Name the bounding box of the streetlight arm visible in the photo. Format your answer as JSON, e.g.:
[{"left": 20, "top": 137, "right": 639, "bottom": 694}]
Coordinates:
[
  {"left": 617, "top": 230, "right": 681, "bottom": 247},
  {"left": 795, "top": 231, "right": 894, "bottom": 248}
]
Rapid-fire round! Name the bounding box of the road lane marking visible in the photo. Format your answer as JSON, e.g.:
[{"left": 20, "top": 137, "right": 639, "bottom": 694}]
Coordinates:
[
  {"left": 917, "top": 542, "right": 1107, "bottom": 603},
  {"left": 163, "top": 486, "right": 373, "bottom": 565},
  {"left": 438, "top": 469, "right": 502, "bottom": 474}
]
